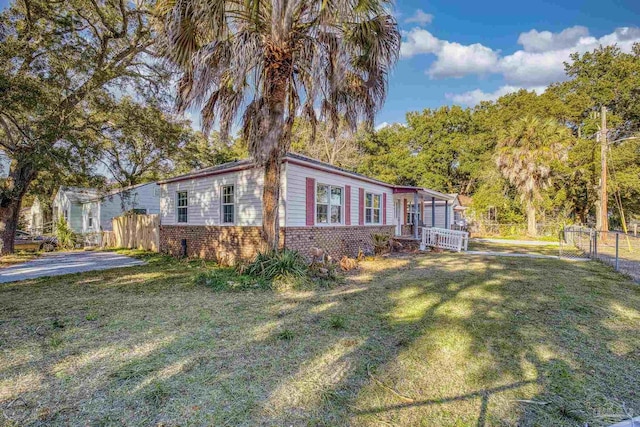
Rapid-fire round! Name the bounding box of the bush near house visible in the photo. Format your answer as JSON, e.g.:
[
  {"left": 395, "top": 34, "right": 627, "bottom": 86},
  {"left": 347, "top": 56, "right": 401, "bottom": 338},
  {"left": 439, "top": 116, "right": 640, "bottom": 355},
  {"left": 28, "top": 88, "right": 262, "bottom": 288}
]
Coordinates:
[{"left": 54, "top": 216, "right": 79, "bottom": 249}]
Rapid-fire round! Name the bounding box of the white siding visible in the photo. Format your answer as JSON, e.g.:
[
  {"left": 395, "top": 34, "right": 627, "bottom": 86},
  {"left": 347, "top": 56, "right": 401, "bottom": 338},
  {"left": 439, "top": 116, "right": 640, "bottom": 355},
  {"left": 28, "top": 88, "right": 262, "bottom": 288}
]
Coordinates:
[
  {"left": 98, "top": 183, "right": 161, "bottom": 231},
  {"left": 160, "top": 168, "right": 278, "bottom": 227},
  {"left": 29, "top": 199, "right": 43, "bottom": 232},
  {"left": 284, "top": 162, "right": 394, "bottom": 227},
  {"left": 424, "top": 202, "right": 454, "bottom": 229},
  {"left": 52, "top": 191, "right": 83, "bottom": 232},
  {"left": 81, "top": 201, "right": 100, "bottom": 233},
  {"left": 158, "top": 161, "right": 392, "bottom": 228}
]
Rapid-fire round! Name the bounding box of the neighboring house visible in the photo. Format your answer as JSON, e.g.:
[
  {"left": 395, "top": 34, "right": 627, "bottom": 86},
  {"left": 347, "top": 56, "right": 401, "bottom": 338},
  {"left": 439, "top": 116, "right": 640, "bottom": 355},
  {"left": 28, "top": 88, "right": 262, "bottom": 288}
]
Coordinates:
[
  {"left": 455, "top": 194, "right": 472, "bottom": 227},
  {"left": 404, "top": 194, "right": 471, "bottom": 229},
  {"left": 26, "top": 199, "right": 45, "bottom": 234},
  {"left": 53, "top": 183, "right": 160, "bottom": 233},
  {"left": 157, "top": 153, "right": 453, "bottom": 263}
]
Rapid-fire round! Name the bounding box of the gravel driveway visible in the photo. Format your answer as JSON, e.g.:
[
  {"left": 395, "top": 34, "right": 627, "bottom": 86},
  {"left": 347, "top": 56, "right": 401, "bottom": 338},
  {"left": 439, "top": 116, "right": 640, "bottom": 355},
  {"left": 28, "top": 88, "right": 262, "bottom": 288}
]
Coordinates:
[{"left": 0, "top": 251, "right": 146, "bottom": 283}]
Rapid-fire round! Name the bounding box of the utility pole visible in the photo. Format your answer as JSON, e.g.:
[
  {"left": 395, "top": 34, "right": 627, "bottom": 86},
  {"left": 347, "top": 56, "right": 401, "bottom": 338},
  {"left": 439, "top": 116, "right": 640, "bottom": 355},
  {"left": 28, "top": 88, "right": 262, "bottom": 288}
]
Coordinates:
[{"left": 597, "top": 105, "right": 609, "bottom": 232}]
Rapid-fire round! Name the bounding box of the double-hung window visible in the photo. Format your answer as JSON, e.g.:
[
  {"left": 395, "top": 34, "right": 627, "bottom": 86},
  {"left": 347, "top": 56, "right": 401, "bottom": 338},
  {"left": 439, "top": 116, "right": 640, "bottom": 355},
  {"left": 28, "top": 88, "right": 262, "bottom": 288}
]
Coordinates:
[
  {"left": 365, "top": 193, "right": 381, "bottom": 224},
  {"left": 221, "top": 185, "right": 235, "bottom": 224},
  {"left": 316, "top": 184, "right": 342, "bottom": 224},
  {"left": 406, "top": 202, "right": 418, "bottom": 225},
  {"left": 177, "top": 191, "right": 188, "bottom": 223},
  {"left": 87, "top": 209, "right": 93, "bottom": 228}
]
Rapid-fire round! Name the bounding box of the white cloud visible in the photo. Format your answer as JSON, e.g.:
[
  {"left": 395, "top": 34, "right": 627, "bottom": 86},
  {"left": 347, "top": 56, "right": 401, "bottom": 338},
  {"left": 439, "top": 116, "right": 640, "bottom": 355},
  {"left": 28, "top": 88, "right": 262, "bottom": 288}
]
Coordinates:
[
  {"left": 517, "top": 26, "right": 589, "bottom": 52},
  {"left": 446, "top": 85, "right": 546, "bottom": 106},
  {"left": 499, "top": 26, "right": 640, "bottom": 85},
  {"left": 375, "top": 122, "right": 391, "bottom": 130},
  {"left": 430, "top": 40, "right": 499, "bottom": 78},
  {"left": 400, "top": 28, "right": 499, "bottom": 78},
  {"left": 401, "top": 25, "right": 640, "bottom": 87},
  {"left": 405, "top": 9, "right": 433, "bottom": 25},
  {"left": 400, "top": 28, "right": 441, "bottom": 58}
]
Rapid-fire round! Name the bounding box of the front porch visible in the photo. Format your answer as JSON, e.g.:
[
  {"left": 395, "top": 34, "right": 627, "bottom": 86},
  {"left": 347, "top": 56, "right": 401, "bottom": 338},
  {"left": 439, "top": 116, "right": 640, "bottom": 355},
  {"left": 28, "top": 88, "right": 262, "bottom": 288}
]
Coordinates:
[{"left": 392, "top": 187, "right": 456, "bottom": 240}]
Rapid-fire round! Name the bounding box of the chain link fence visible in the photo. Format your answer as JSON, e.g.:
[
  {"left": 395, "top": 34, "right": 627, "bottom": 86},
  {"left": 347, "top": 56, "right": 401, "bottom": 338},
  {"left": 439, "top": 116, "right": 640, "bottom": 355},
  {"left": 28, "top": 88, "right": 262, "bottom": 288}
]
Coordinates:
[{"left": 562, "top": 226, "right": 640, "bottom": 281}]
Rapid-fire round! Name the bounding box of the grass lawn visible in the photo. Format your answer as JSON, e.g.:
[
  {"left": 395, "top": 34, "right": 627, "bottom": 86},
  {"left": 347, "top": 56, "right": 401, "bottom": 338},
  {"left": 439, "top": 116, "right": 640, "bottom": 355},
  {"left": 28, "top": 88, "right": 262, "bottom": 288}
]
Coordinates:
[
  {"left": 1, "top": 250, "right": 639, "bottom": 426},
  {"left": 467, "top": 240, "right": 562, "bottom": 257},
  {"left": 0, "top": 251, "right": 40, "bottom": 268}
]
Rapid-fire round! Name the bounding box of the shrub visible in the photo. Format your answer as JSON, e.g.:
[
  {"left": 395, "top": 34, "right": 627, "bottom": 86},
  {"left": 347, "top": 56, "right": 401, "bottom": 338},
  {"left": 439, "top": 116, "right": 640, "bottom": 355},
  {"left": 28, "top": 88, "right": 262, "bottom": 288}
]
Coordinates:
[
  {"left": 193, "top": 268, "right": 269, "bottom": 291},
  {"left": 371, "top": 233, "right": 390, "bottom": 255},
  {"left": 55, "top": 216, "right": 77, "bottom": 249},
  {"left": 243, "top": 250, "right": 307, "bottom": 280}
]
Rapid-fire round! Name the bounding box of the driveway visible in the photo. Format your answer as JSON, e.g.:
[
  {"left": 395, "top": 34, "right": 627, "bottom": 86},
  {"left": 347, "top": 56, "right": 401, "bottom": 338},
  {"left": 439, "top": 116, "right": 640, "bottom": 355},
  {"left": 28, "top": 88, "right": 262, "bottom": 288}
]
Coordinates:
[{"left": 0, "top": 251, "right": 146, "bottom": 283}]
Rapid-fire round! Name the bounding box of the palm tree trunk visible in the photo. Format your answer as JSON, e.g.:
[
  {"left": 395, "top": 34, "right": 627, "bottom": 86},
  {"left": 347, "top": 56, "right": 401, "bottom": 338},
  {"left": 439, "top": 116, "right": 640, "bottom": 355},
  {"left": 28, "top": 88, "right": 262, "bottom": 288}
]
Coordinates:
[
  {"left": 526, "top": 199, "right": 537, "bottom": 237},
  {"left": 261, "top": 147, "right": 282, "bottom": 251},
  {"left": 259, "top": 45, "right": 294, "bottom": 251}
]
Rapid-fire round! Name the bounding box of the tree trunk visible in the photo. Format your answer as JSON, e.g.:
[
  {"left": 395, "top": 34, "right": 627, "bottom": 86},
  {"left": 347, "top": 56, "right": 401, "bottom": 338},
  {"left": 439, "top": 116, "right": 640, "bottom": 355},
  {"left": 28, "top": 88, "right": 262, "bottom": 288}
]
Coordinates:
[
  {"left": 259, "top": 46, "right": 293, "bottom": 252},
  {"left": 526, "top": 200, "right": 537, "bottom": 237},
  {"left": 0, "top": 159, "right": 36, "bottom": 254},
  {"left": 261, "top": 148, "right": 282, "bottom": 251}
]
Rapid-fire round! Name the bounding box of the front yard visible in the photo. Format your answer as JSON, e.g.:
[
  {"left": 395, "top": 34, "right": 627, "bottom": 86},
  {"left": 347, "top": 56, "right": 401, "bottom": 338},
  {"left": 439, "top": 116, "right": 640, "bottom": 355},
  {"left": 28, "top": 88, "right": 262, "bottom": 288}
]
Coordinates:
[{"left": 1, "top": 251, "right": 639, "bottom": 426}]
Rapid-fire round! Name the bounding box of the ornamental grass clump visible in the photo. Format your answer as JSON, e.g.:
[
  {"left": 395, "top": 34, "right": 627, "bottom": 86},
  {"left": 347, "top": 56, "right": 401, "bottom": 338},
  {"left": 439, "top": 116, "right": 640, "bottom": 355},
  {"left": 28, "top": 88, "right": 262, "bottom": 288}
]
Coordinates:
[{"left": 243, "top": 250, "right": 308, "bottom": 281}]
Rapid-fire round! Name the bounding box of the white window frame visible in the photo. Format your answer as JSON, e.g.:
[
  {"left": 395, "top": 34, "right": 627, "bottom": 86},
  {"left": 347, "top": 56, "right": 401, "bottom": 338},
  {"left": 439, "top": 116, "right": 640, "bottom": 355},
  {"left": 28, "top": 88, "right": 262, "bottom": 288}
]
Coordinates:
[
  {"left": 221, "top": 184, "right": 235, "bottom": 224},
  {"left": 87, "top": 208, "right": 93, "bottom": 228},
  {"left": 315, "top": 183, "right": 343, "bottom": 225},
  {"left": 365, "top": 192, "right": 382, "bottom": 225},
  {"left": 176, "top": 191, "right": 188, "bottom": 223},
  {"left": 406, "top": 202, "right": 419, "bottom": 225}
]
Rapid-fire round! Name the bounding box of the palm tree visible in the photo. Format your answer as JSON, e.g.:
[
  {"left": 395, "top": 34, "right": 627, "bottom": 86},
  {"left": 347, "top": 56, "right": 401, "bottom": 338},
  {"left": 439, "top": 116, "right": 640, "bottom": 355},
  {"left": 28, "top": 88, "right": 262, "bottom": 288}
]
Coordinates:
[
  {"left": 496, "top": 116, "right": 571, "bottom": 236},
  {"left": 156, "top": 0, "right": 400, "bottom": 250}
]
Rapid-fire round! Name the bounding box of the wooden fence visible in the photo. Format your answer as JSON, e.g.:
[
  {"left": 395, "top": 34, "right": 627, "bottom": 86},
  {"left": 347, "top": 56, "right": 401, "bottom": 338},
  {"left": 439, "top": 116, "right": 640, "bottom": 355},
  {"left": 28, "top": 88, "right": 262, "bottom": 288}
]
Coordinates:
[{"left": 101, "top": 214, "right": 160, "bottom": 252}]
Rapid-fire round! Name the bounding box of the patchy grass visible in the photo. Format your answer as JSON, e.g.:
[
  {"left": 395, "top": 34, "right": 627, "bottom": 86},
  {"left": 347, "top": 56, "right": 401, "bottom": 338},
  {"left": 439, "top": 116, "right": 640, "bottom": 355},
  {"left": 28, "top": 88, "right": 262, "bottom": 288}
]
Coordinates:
[
  {"left": 0, "top": 251, "right": 639, "bottom": 426},
  {"left": 468, "top": 240, "right": 562, "bottom": 256},
  {"left": 0, "top": 251, "right": 40, "bottom": 268}
]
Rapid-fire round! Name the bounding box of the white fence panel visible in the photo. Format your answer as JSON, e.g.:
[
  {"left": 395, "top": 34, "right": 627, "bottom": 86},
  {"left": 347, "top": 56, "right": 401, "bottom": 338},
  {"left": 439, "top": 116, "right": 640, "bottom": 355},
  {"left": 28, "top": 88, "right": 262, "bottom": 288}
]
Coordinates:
[{"left": 420, "top": 227, "right": 469, "bottom": 252}]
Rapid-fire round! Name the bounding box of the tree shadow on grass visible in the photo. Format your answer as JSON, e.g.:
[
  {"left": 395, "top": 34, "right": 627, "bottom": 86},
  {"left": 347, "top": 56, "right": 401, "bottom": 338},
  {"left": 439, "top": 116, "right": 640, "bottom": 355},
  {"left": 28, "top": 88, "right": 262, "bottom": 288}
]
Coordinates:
[{"left": 0, "top": 253, "right": 639, "bottom": 426}]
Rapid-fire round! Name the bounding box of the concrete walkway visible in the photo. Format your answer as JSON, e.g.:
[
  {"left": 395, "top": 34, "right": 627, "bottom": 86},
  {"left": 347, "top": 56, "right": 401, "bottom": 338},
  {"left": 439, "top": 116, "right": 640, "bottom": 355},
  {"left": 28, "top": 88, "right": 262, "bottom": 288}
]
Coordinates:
[
  {"left": 0, "top": 251, "right": 145, "bottom": 283},
  {"left": 466, "top": 250, "right": 589, "bottom": 261},
  {"left": 610, "top": 417, "right": 640, "bottom": 427},
  {"left": 473, "top": 238, "right": 560, "bottom": 246}
]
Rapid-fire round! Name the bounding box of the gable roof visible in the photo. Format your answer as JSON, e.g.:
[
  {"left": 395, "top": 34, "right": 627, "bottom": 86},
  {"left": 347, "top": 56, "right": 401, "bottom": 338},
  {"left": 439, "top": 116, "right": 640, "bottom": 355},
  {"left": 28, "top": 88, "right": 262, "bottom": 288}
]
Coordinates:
[
  {"left": 59, "top": 186, "right": 101, "bottom": 203},
  {"left": 58, "top": 182, "right": 156, "bottom": 204},
  {"left": 458, "top": 194, "right": 472, "bottom": 207},
  {"left": 157, "top": 153, "right": 395, "bottom": 188},
  {"left": 157, "top": 158, "right": 253, "bottom": 185}
]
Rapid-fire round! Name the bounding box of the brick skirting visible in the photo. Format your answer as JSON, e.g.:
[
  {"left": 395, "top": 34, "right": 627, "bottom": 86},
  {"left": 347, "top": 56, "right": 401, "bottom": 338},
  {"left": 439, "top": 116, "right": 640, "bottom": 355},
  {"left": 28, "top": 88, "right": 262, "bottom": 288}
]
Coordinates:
[
  {"left": 283, "top": 225, "right": 395, "bottom": 260},
  {"left": 160, "top": 225, "right": 285, "bottom": 265},
  {"left": 160, "top": 224, "right": 395, "bottom": 264}
]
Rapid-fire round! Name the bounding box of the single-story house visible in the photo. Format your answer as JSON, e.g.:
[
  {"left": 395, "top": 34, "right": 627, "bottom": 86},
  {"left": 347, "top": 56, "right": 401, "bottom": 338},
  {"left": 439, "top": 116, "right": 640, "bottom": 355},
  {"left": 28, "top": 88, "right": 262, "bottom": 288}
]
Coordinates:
[
  {"left": 53, "top": 183, "right": 160, "bottom": 233},
  {"left": 25, "top": 198, "right": 45, "bottom": 234},
  {"left": 157, "top": 153, "right": 454, "bottom": 263}
]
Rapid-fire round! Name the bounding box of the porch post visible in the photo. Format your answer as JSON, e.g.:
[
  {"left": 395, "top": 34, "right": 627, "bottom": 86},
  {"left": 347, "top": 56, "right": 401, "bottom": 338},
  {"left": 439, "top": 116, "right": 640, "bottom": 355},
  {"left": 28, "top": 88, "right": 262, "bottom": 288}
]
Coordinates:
[
  {"left": 413, "top": 192, "right": 419, "bottom": 239},
  {"left": 431, "top": 197, "right": 436, "bottom": 227},
  {"left": 445, "top": 200, "right": 449, "bottom": 229}
]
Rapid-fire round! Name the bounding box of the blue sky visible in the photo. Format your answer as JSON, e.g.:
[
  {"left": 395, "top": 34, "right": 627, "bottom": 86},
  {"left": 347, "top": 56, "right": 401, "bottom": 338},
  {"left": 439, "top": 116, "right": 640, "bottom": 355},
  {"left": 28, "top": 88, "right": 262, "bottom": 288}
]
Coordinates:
[{"left": 2, "top": 0, "right": 640, "bottom": 128}]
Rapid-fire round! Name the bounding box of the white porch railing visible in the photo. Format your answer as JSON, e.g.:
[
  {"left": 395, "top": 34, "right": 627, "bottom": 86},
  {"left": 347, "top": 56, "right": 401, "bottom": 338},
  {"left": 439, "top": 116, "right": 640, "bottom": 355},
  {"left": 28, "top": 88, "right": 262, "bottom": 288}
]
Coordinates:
[{"left": 420, "top": 227, "right": 469, "bottom": 252}]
